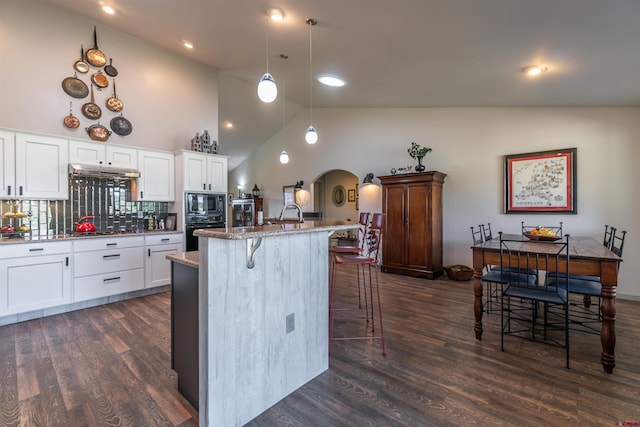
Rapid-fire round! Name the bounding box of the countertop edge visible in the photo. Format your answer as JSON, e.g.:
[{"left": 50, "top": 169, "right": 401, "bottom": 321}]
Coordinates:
[
  {"left": 194, "top": 222, "right": 356, "bottom": 240},
  {"left": 167, "top": 251, "right": 199, "bottom": 268}
]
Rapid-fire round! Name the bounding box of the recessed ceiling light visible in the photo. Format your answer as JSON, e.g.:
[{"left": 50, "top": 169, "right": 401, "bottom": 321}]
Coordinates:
[
  {"left": 269, "top": 8, "right": 285, "bottom": 21},
  {"left": 102, "top": 5, "right": 115, "bottom": 15},
  {"left": 318, "top": 75, "right": 345, "bottom": 87},
  {"left": 183, "top": 41, "right": 194, "bottom": 49},
  {"left": 224, "top": 121, "right": 234, "bottom": 129},
  {"left": 522, "top": 65, "right": 548, "bottom": 76}
]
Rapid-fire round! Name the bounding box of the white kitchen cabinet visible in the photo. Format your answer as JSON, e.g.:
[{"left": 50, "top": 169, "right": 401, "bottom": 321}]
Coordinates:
[
  {"left": 137, "top": 149, "right": 175, "bottom": 201},
  {"left": 144, "top": 233, "right": 183, "bottom": 288},
  {"left": 0, "top": 241, "right": 72, "bottom": 316},
  {"left": 72, "top": 236, "right": 145, "bottom": 302},
  {"left": 176, "top": 150, "right": 228, "bottom": 193},
  {"left": 69, "top": 140, "right": 138, "bottom": 169},
  {"left": 15, "top": 133, "right": 69, "bottom": 199},
  {"left": 0, "top": 131, "right": 15, "bottom": 198},
  {"left": 1, "top": 132, "right": 68, "bottom": 200}
]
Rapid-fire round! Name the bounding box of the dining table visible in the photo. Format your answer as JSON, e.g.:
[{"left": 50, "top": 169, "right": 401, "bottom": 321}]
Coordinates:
[{"left": 471, "top": 233, "right": 622, "bottom": 373}]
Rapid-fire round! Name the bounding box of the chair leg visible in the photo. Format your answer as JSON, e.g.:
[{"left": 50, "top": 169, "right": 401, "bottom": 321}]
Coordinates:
[
  {"left": 372, "top": 265, "right": 386, "bottom": 355},
  {"left": 583, "top": 295, "right": 591, "bottom": 308}
]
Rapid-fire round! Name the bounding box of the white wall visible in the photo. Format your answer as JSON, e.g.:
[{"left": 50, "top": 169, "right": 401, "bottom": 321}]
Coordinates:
[
  {"left": 0, "top": 0, "right": 218, "bottom": 151},
  {"left": 230, "top": 107, "right": 640, "bottom": 298}
]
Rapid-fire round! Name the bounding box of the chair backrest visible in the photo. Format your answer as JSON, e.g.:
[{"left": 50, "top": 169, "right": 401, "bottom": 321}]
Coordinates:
[
  {"left": 366, "top": 213, "right": 384, "bottom": 264},
  {"left": 603, "top": 225, "right": 616, "bottom": 249},
  {"left": 357, "top": 212, "right": 371, "bottom": 250},
  {"left": 499, "top": 232, "right": 570, "bottom": 301},
  {"left": 471, "top": 226, "right": 483, "bottom": 245},
  {"left": 610, "top": 229, "right": 627, "bottom": 258},
  {"left": 480, "top": 223, "right": 493, "bottom": 241},
  {"left": 522, "top": 221, "right": 563, "bottom": 237}
]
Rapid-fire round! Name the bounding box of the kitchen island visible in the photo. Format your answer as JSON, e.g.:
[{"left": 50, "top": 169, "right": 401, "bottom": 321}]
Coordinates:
[{"left": 175, "top": 221, "right": 355, "bottom": 426}]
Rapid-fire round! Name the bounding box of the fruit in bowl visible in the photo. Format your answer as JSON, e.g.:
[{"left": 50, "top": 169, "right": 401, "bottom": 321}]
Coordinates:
[
  {"left": 18, "top": 225, "right": 30, "bottom": 232},
  {"left": 1, "top": 225, "right": 16, "bottom": 233},
  {"left": 2, "top": 212, "right": 15, "bottom": 218},
  {"left": 15, "top": 212, "right": 28, "bottom": 218}
]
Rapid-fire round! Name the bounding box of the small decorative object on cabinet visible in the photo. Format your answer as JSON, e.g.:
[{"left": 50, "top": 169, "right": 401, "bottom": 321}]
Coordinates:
[
  {"left": 380, "top": 171, "right": 446, "bottom": 279},
  {"left": 407, "top": 141, "right": 432, "bottom": 173}
]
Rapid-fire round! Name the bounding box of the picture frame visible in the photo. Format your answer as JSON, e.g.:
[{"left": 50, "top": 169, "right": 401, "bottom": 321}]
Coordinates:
[
  {"left": 332, "top": 185, "right": 346, "bottom": 206},
  {"left": 348, "top": 189, "right": 356, "bottom": 202},
  {"left": 283, "top": 185, "right": 296, "bottom": 205},
  {"left": 504, "top": 148, "right": 577, "bottom": 214},
  {"left": 164, "top": 213, "right": 177, "bottom": 231}
]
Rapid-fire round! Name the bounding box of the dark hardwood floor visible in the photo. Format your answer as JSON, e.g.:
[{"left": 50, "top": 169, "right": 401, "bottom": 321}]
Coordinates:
[{"left": 1, "top": 266, "right": 640, "bottom": 426}]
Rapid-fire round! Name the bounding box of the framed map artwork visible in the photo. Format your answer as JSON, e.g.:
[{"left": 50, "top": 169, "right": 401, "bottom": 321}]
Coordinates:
[{"left": 504, "top": 148, "right": 577, "bottom": 214}]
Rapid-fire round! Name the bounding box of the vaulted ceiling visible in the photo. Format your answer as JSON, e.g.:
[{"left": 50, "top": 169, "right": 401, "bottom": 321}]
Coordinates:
[{"left": 47, "top": 0, "right": 640, "bottom": 168}]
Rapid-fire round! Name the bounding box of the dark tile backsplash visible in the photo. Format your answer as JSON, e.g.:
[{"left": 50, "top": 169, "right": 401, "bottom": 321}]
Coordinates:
[{"left": 1, "top": 178, "right": 168, "bottom": 236}]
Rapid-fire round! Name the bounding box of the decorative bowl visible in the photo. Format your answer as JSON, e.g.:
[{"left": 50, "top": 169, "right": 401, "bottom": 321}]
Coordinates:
[
  {"left": 523, "top": 232, "right": 562, "bottom": 241},
  {"left": 444, "top": 265, "right": 474, "bottom": 281}
]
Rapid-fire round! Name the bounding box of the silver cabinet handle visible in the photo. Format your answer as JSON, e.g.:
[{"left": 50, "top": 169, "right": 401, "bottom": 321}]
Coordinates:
[
  {"left": 161, "top": 238, "right": 170, "bottom": 242},
  {"left": 106, "top": 243, "right": 117, "bottom": 247},
  {"left": 103, "top": 254, "right": 121, "bottom": 259},
  {"left": 103, "top": 276, "right": 121, "bottom": 282},
  {"left": 29, "top": 248, "right": 44, "bottom": 252}
]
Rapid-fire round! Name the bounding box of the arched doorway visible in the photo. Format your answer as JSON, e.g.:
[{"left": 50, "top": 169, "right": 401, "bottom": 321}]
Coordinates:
[{"left": 312, "top": 169, "right": 359, "bottom": 222}]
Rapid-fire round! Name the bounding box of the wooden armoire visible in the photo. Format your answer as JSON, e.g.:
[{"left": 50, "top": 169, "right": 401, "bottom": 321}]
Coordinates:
[{"left": 379, "top": 171, "right": 446, "bottom": 279}]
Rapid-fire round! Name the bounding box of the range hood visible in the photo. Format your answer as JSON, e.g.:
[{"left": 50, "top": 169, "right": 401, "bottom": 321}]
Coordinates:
[{"left": 69, "top": 163, "right": 141, "bottom": 179}]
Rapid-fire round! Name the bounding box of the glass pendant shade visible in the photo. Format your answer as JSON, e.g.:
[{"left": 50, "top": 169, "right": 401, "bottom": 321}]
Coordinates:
[
  {"left": 279, "top": 150, "right": 289, "bottom": 164},
  {"left": 257, "top": 73, "right": 277, "bottom": 103},
  {"left": 305, "top": 125, "right": 318, "bottom": 144}
]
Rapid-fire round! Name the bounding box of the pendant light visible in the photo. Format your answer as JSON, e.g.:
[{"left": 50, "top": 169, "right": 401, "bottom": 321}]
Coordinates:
[
  {"left": 279, "top": 55, "right": 289, "bottom": 164},
  {"left": 305, "top": 18, "right": 318, "bottom": 144},
  {"left": 257, "top": 10, "right": 277, "bottom": 103}
]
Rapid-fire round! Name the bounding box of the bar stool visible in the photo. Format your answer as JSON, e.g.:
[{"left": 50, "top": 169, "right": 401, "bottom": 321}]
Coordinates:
[
  {"left": 329, "top": 212, "right": 386, "bottom": 356},
  {"left": 329, "top": 212, "right": 370, "bottom": 308}
]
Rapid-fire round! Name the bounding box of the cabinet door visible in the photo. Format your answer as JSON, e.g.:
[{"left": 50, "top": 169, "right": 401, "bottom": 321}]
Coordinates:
[
  {"left": 145, "top": 243, "right": 182, "bottom": 288},
  {"left": 0, "top": 131, "right": 15, "bottom": 199},
  {"left": 206, "top": 155, "right": 227, "bottom": 193},
  {"left": 406, "top": 182, "right": 430, "bottom": 269},
  {"left": 382, "top": 184, "right": 406, "bottom": 268},
  {"left": 15, "top": 133, "right": 68, "bottom": 199},
  {"left": 69, "top": 140, "right": 105, "bottom": 166},
  {"left": 181, "top": 152, "right": 208, "bottom": 192},
  {"left": 106, "top": 145, "right": 138, "bottom": 169},
  {"left": 0, "top": 254, "right": 72, "bottom": 315},
  {"left": 138, "top": 150, "right": 175, "bottom": 201}
]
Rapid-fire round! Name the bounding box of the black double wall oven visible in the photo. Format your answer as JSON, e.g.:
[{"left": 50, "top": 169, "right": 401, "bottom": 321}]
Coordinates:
[{"left": 184, "top": 193, "right": 226, "bottom": 251}]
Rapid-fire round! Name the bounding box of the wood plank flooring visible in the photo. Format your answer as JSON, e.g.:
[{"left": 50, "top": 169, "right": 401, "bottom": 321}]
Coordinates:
[{"left": 1, "top": 266, "right": 640, "bottom": 426}]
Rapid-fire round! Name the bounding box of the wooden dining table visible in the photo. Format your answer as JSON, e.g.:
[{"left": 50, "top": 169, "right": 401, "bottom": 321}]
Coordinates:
[{"left": 471, "top": 234, "right": 622, "bottom": 373}]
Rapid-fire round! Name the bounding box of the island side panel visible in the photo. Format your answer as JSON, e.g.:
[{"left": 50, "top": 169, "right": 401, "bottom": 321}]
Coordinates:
[{"left": 201, "top": 232, "right": 330, "bottom": 427}]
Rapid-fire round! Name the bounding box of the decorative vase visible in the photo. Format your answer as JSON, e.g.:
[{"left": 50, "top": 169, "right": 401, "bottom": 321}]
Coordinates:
[{"left": 415, "top": 157, "right": 426, "bottom": 172}]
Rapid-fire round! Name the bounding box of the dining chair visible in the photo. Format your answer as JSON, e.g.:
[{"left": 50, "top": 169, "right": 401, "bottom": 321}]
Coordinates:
[
  {"left": 330, "top": 213, "right": 385, "bottom": 356},
  {"left": 500, "top": 232, "right": 571, "bottom": 368},
  {"left": 471, "top": 225, "right": 483, "bottom": 246},
  {"left": 566, "top": 225, "right": 616, "bottom": 283},
  {"left": 553, "top": 228, "right": 626, "bottom": 333}
]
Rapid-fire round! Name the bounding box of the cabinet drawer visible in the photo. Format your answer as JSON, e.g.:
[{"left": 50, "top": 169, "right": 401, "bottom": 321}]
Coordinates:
[
  {"left": 74, "top": 246, "right": 144, "bottom": 278},
  {"left": 74, "top": 268, "right": 144, "bottom": 302},
  {"left": 73, "top": 235, "right": 144, "bottom": 252},
  {"left": 145, "top": 233, "right": 183, "bottom": 246},
  {"left": 0, "top": 241, "right": 72, "bottom": 259}
]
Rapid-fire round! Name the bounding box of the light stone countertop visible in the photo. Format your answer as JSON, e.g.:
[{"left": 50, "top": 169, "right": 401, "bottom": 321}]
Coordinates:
[
  {"left": 194, "top": 220, "right": 357, "bottom": 240},
  {"left": 166, "top": 251, "right": 199, "bottom": 268}
]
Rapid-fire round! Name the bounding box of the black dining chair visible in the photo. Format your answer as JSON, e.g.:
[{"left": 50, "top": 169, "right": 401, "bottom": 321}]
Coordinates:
[
  {"left": 500, "top": 232, "right": 571, "bottom": 368},
  {"left": 549, "top": 228, "right": 626, "bottom": 333}
]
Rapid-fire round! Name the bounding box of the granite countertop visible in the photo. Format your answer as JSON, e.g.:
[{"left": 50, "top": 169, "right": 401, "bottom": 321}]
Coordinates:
[
  {"left": 0, "top": 229, "right": 183, "bottom": 245},
  {"left": 194, "top": 220, "right": 357, "bottom": 240},
  {"left": 166, "top": 251, "right": 199, "bottom": 268}
]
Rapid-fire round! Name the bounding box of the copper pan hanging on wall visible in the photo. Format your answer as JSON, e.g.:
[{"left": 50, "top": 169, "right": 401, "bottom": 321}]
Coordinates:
[
  {"left": 105, "top": 80, "right": 123, "bottom": 112},
  {"left": 86, "top": 123, "right": 111, "bottom": 142},
  {"left": 81, "top": 84, "right": 102, "bottom": 120},
  {"left": 85, "top": 26, "right": 106, "bottom": 67},
  {"left": 63, "top": 102, "right": 80, "bottom": 129},
  {"left": 61, "top": 73, "right": 89, "bottom": 99},
  {"left": 110, "top": 113, "right": 132, "bottom": 136},
  {"left": 74, "top": 45, "right": 89, "bottom": 74}
]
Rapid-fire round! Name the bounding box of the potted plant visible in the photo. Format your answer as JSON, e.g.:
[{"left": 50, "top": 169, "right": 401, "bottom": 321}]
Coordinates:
[{"left": 408, "top": 142, "right": 432, "bottom": 172}]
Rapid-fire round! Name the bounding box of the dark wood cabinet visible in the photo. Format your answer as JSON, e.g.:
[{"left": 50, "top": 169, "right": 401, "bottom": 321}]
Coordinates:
[{"left": 379, "top": 171, "right": 446, "bottom": 279}]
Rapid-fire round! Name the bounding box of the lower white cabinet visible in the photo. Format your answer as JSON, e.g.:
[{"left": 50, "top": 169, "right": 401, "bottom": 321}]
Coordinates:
[
  {"left": 72, "top": 236, "right": 145, "bottom": 302},
  {"left": 145, "top": 233, "right": 183, "bottom": 288},
  {"left": 0, "top": 241, "right": 72, "bottom": 316}
]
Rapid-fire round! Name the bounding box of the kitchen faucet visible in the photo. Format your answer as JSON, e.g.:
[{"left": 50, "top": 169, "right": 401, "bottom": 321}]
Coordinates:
[{"left": 279, "top": 203, "right": 304, "bottom": 223}]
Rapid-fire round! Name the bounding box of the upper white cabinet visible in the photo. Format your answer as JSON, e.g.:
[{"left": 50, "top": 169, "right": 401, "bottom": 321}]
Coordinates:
[
  {"left": 2, "top": 132, "right": 68, "bottom": 200},
  {"left": 176, "top": 150, "right": 228, "bottom": 194},
  {"left": 0, "top": 131, "right": 16, "bottom": 199},
  {"left": 69, "top": 140, "right": 137, "bottom": 169},
  {"left": 137, "top": 149, "right": 175, "bottom": 201}
]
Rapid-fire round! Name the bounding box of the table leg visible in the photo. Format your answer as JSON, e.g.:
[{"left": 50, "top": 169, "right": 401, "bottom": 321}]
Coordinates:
[
  {"left": 473, "top": 252, "right": 484, "bottom": 340},
  {"left": 600, "top": 261, "right": 618, "bottom": 374}
]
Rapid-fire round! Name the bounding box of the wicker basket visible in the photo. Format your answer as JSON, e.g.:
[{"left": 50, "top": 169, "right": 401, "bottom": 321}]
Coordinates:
[{"left": 444, "top": 265, "right": 474, "bottom": 281}]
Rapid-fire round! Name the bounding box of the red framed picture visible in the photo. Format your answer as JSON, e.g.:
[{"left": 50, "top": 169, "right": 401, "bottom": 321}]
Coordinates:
[{"left": 504, "top": 148, "right": 577, "bottom": 214}]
